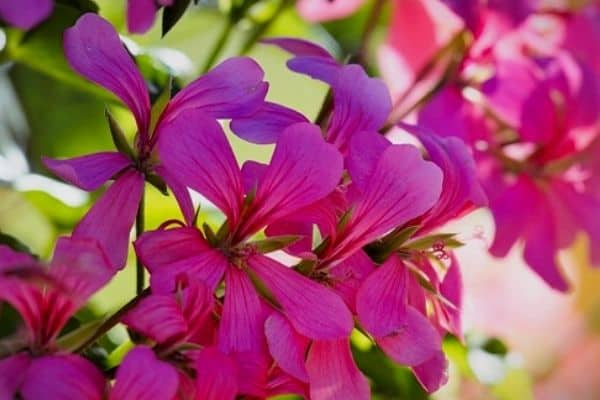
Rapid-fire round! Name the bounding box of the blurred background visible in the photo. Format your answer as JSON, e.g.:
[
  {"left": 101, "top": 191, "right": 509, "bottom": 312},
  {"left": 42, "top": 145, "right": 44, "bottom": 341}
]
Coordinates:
[{"left": 1, "top": 1, "right": 600, "bottom": 399}]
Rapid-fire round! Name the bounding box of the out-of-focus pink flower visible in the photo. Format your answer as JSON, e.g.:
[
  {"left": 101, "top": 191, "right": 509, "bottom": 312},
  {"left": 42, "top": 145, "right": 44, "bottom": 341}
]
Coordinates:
[
  {"left": 0, "top": 0, "right": 53, "bottom": 30},
  {"left": 43, "top": 13, "right": 267, "bottom": 269},
  {"left": 0, "top": 239, "right": 114, "bottom": 399},
  {"left": 296, "top": 0, "right": 367, "bottom": 22}
]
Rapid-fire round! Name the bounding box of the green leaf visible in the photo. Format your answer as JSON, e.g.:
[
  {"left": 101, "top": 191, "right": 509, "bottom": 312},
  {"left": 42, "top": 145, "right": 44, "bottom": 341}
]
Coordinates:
[
  {"left": 162, "top": 0, "right": 192, "bottom": 37},
  {"left": 146, "top": 173, "right": 169, "bottom": 196},
  {"left": 105, "top": 108, "right": 135, "bottom": 159},
  {"left": 148, "top": 76, "right": 172, "bottom": 136},
  {"left": 56, "top": 317, "right": 106, "bottom": 352},
  {"left": 253, "top": 235, "right": 300, "bottom": 254},
  {"left": 55, "top": 0, "right": 99, "bottom": 12},
  {"left": 0, "top": 231, "right": 36, "bottom": 257},
  {"left": 105, "top": 339, "right": 135, "bottom": 369},
  {"left": 405, "top": 233, "right": 461, "bottom": 251}
]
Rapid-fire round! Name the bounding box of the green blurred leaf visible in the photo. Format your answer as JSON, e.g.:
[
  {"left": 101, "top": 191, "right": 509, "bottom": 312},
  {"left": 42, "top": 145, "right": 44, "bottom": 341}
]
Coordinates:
[
  {"left": 56, "top": 318, "right": 106, "bottom": 352},
  {"left": 0, "top": 231, "right": 35, "bottom": 256}
]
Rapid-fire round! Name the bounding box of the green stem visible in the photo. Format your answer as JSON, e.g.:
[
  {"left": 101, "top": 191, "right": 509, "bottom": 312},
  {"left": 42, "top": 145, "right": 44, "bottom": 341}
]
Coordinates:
[
  {"left": 356, "top": 0, "right": 387, "bottom": 66},
  {"left": 135, "top": 190, "right": 145, "bottom": 295},
  {"left": 75, "top": 289, "right": 150, "bottom": 353},
  {"left": 240, "top": 0, "right": 293, "bottom": 55},
  {"left": 201, "top": 19, "right": 235, "bottom": 74}
]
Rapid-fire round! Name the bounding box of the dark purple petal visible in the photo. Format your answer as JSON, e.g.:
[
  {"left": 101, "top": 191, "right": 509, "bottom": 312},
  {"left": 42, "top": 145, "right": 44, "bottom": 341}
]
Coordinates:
[
  {"left": 126, "top": 0, "right": 159, "bottom": 34},
  {"left": 230, "top": 102, "right": 309, "bottom": 144},
  {"left": 165, "top": 57, "right": 268, "bottom": 121},
  {"left": 42, "top": 152, "right": 132, "bottom": 191}
]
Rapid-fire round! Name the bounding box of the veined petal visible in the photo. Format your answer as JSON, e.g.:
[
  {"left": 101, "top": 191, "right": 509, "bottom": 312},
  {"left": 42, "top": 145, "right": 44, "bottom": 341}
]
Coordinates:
[
  {"left": 347, "top": 130, "right": 391, "bottom": 192},
  {"left": 157, "top": 110, "right": 244, "bottom": 223},
  {"left": 249, "top": 254, "right": 353, "bottom": 340},
  {"left": 122, "top": 294, "right": 187, "bottom": 345},
  {"left": 333, "top": 144, "right": 443, "bottom": 260},
  {"left": 412, "top": 352, "right": 449, "bottom": 393},
  {"left": 306, "top": 339, "right": 369, "bottom": 400},
  {"left": 230, "top": 102, "right": 308, "bottom": 145},
  {"left": 218, "top": 268, "right": 268, "bottom": 354},
  {"left": 42, "top": 152, "right": 132, "bottom": 191},
  {"left": 73, "top": 170, "right": 144, "bottom": 269},
  {"left": 155, "top": 165, "right": 195, "bottom": 226},
  {"left": 438, "top": 255, "right": 463, "bottom": 339},
  {"left": 194, "top": 347, "right": 239, "bottom": 400},
  {"left": 165, "top": 57, "right": 267, "bottom": 120},
  {"left": 356, "top": 255, "right": 409, "bottom": 337},
  {"left": 50, "top": 236, "right": 114, "bottom": 306},
  {"left": 329, "top": 250, "right": 375, "bottom": 313},
  {"left": 377, "top": 307, "right": 442, "bottom": 367},
  {"left": 239, "top": 123, "right": 343, "bottom": 238},
  {"left": 134, "top": 227, "right": 228, "bottom": 293},
  {"left": 64, "top": 13, "right": 151, "bottom": 134},
  {"left": 0, "top": 0, "right": 53, "bottom": 29},
  {"left": 21, "top": 355, "right": 105, "bottom": 400},
  {"left": 110, "top": 346, "right": 178, "bottom": 400},
  {"left": 265, "top": 313, "right": 310, "bottom": 382},
  {"left": 326, "top": 65, "right": 392, "bottom": 152}
]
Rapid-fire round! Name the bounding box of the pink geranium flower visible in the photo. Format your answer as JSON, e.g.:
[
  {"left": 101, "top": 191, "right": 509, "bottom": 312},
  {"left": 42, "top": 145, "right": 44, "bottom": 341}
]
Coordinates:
[
  {"left": 43, "top": 13, "right": 267, "bottom": 269},
  {"left": 0, "top": 239, "right": 114, "bottom": 399}
]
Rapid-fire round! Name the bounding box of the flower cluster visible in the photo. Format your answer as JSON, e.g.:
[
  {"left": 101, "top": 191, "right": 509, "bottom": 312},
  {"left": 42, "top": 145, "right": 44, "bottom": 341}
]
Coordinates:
[
  {"left": 1, "top": 11, "right": 488, "bottom": 400},
  {"left": 382, "top": 0, "right": 600, "bottom": 291}
]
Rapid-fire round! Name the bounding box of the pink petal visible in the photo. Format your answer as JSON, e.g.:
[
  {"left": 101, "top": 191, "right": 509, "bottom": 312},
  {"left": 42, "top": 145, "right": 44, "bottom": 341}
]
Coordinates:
[
  {"left": 165, "top": 57, "right": 267, "bottom": 121},
  {"left": 238, "top": 123, "right": 343, "bottom": 239},
  {"left": 326, "top": 65, "right": 392, "bottom": 152},
  {"left": 21, "top": 355, "right": 105, "bottom": 400},
  {"left": 73, "top": 170, "right": 144, "bottom": 269},
  {"left": 0, "top": 0, "right": 53, "bottom": 29},
  {"left": 262, "top": 38, "right": 339, "bottom": 84},
  {"left": 218, "top": 268, "right": 268, "bottom": 354},
  {"left": 155, "top": 165, "right": 195, "bottom": 226},
  {"left": 126, "top": 0, "right": 159, "bottom": 34},
  {"left": 356, "top": 255, "right": 409, "bottom": 337},
  {"left": 265, "top": 313, "right": 310, "bottom": 382},
  {"left": 332, "top": 144, "right": 443, "bottom": 260},
  {"left": 231, "top": 350, "right": 270, "bottom": 398},
  {"left": 329, "top": 250, "right": 376, "bottom": 313},
  {"left": 0, "top": 354, "right": 29, "bottom": 398},
  {"left": 42, "top": 152, "right": 132, "bottom": 191},
  {"left": 50, "top": 236, "right": 114, "bottom": 306},
  {"left": 230, "top": 102, "right": 308, "bottom": 145},
  {"left": 194, "top": 347, "right": 239, "bottom": 400},
  {"left": 122, "top": 293, "right": 187, "bottom": 345},
  {"left": 347, "top": 130, "right": 391, "bottom": 192},
  {"left": 134, "top": 227, "right": 228, "bottom": 293},
  {"left": 64, "top": 13, "right": 151, "bottom": 134},
  {"left": 306, "top": 339, "right": 369, "bottom": 400},
  {"left": 412, "top": 352, "right": 449, "bottom": 393},
  {"left": 249, "top": 254, "right": 353, "bottom": 340},
  {"left": 240, "top": 160, "right": 267, "bottom": 194},
  {"left": 110, "top": 346, "right": 178, "bottom": 400},
  {"left": 377, "top": 307, "right": 442, "bottom": 367},
  {"left": 438, "top": 255, "right": 463, "bottom": 339},
  {"left": 266, "top": 368, "right": 309, "bottom": 398},
  {"left": 157, "top": 110, "right": 243, "bottom": 223},
  {"left": 297, "top": 0, "right": 366, "bottom": 22}
]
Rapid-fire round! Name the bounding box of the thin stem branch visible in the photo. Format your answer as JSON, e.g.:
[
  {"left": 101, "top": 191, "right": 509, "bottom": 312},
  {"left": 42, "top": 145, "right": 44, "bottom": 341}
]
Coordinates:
[
  {"left": 356, "top": 0, "right": 387, "bottom": 66},
  {"left": 135, "top": 190, "right": 145, "bottom": 295},
  {"left": 75, "top": 289, "right": 150, "bottom": 353},
  {"left": 240, "top": 0, "right": 293, "bottom": 55},
  {"left": 201, "top": 19, "right": 235, "bottom": 73}
]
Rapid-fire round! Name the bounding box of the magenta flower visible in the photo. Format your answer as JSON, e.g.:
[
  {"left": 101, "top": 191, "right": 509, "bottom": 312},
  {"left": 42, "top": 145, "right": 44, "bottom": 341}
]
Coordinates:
[
  {"left": 110, "top": 280, "right": 239, "bottom": 399},
  {"left": 135, "top": 111, "right": 354, "bottom": 396},
  {"left": 0, "top": 238, "right": 114, "bottom": 399},
  {"left": 0, "top": 0, "right": 53, "bottom": 30},
  {"left": 126, "top": 0, "right": 173, "bottom": 34},
  {"left": 296, "top": 0, "right": 366, "bottom": 22},
  {"left": 43, "top": 13, "right": 267, "bottom": 269},
  {"left": 231, "top": 38, "right": 391, "bottom": 154}
]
